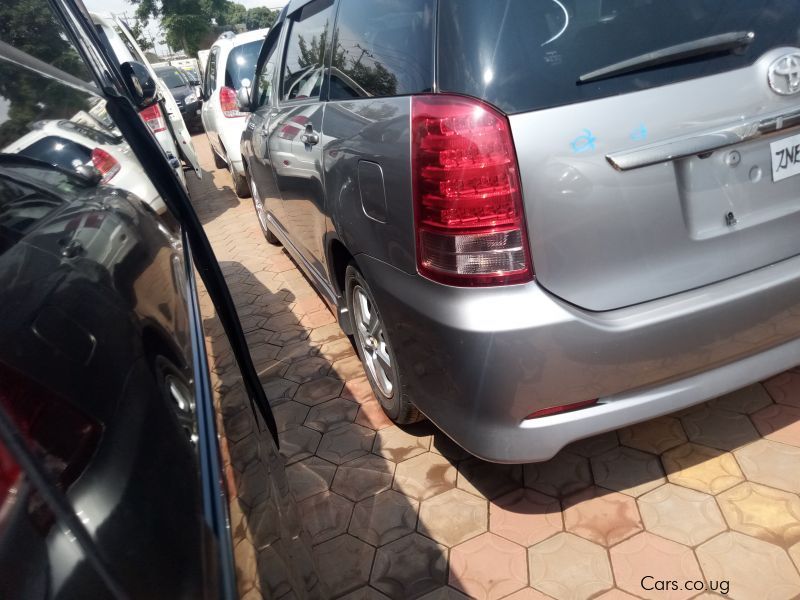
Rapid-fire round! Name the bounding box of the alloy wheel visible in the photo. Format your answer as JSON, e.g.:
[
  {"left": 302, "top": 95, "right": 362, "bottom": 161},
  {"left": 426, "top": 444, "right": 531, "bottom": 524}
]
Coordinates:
[{"left": 352, "top": 285, "right": 394, "bottom": 398}]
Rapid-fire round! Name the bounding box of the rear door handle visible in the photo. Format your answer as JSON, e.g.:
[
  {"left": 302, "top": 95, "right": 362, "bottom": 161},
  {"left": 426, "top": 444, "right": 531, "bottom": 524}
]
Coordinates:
[{"left": 300, "top": 124, "right": 319, "bottom": 146}]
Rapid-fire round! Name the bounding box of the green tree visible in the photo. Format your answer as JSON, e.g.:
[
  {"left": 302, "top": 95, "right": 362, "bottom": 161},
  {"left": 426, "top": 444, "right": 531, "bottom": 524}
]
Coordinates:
[
  {"left": 129, "top": 19, "right": 154, "bottom": 51},
  {"left": 132, "top": 0, "right": 224, "bottom": 54},
  {"left": 0, "top": 0, "right": 90, "bottom": 145},
  {"left": 245, "top": 7, "right": 276, "bottom": 31},
  {"left": 297, "top": 26, "right": 335, "bottom": 69},
  {"left": 337, "top": 44, "right": 397, "bottom": 97},
  {"left": 217, "top": 2, "right": 246, "bottom": 28}
]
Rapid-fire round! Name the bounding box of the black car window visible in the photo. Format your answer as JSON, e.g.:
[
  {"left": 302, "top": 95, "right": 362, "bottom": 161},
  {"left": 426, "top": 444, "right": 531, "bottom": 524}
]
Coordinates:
[
  {"left": 0, "top": 175, "right": 64, "bottom": 254},
  {"left": 281, "top": 0, "right": 335, "bottom": 101},
  {"left": 225, "top": 40, "right": 263, "bottom": 91},
  {"left": 206, "top": 47, "right": 219, "bottom": 93},
  {"left": 18, "top": 137, "right": 92, "bottom": 173},
  {"left": 438, "top": 0, "right": 800, "bottom": 115},
  {"left": 157, "top": 67, "right": 188, "bottom": 89},
  {"left": 0, "top": 5, "right": 92, "bottom": 83},
  {"left": 255, "top": 26, "right": 282, "bottom": 108},
  {"left": 329, "top": 0, "right": 434, "bottom": 100}
]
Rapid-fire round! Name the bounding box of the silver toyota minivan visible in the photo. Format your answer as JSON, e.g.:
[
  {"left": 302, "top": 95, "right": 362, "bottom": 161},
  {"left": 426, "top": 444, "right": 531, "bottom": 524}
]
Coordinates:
[{"left": 240, "top": 0, "right": 800, "bottom": 462}]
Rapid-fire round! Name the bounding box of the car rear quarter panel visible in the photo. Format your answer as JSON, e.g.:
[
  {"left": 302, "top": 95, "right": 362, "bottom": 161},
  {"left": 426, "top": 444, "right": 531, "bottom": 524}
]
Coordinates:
[{"left": 322, "top": 97, "right": 416, "bottom": 275}]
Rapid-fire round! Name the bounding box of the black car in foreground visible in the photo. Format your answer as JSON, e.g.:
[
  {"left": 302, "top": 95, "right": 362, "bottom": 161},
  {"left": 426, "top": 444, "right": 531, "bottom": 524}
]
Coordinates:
[{"left": 0, "top": 0, "right": 288, "bottom": 597}]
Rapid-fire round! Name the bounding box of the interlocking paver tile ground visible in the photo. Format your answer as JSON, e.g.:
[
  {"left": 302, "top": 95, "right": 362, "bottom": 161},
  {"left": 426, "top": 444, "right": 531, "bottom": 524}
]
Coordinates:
[{"left": 190, "top": 134, "right": 800, "bottom": 599}]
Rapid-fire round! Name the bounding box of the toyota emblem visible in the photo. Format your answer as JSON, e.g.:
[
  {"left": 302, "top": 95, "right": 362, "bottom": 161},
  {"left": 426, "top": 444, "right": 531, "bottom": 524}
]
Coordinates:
[{"left": 768, "top": 53, "right": 800, "bottom": 95}]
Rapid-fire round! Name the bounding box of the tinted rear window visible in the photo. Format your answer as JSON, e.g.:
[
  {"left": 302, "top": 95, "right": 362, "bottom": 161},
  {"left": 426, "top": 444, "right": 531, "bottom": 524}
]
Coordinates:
[
  {"left": 19, "top": 137, "right": 91, "bottom": 171},
  {"left": 226, "top": 40, "right": 264, "bottom": 90},
  {"left": 329, "top": 0, "right": 434, "bottom": 100},
  {"left": 437, "top": 0, "right": 800, "bottom": 114}
]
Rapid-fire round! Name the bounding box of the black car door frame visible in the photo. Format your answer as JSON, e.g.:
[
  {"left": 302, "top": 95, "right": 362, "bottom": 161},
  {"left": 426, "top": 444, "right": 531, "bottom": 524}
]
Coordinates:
[
  {"left": 51, "top": 0, "right": 278, "bottom": 441},
  {"left": 48, "top": 3, "right": 280, "bottom": 598}
]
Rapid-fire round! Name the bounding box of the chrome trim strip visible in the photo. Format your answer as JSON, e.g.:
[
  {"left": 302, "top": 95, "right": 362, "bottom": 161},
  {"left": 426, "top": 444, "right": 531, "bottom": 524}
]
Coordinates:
[{"left": 606, "top": 105, "right": 800, "bottom": 171}]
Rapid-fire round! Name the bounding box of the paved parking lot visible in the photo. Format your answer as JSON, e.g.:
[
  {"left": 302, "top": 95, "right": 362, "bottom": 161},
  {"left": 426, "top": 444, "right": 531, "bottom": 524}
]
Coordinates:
[{"left": 188, "top": 135, "right": 800, "bottom": 600}]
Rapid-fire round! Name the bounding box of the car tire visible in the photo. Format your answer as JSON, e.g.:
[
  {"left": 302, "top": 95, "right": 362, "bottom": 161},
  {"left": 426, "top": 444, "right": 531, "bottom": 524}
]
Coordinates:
[
  {"left": 264, "top": 225, "right": 280, "bottom": 245},
  {"left": 345, "top": 263, "right": 423, "bottom": 425},
  {"left": 212, "top": 149, "right": 226, "bottom": 169},
  {"left": 248, "top": 170, "right": 281, "bottom": 245},
  {"left": 232, "top": 172, "right": 250, "bottom": 198}
]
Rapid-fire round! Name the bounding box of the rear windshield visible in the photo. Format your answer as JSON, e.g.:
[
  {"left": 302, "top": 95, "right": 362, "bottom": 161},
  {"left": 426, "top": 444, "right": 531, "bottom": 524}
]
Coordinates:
[
  {"left": 156, "top": 67, "right": 187, "bottom": 89},
  {"left": 437, "top": 0, "right": 800, "bottom": 115},
  {"left": 19, "top": 136, "right": 91, "bottom": 171},
  {"left": 225, "top": 40, "right": 263, "bottom": 90}
]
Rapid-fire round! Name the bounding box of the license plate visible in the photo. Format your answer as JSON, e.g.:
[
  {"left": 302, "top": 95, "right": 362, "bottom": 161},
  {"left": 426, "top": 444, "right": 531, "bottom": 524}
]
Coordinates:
[{"left": 770, "top": 132, "right": 800, "bottom": 182}]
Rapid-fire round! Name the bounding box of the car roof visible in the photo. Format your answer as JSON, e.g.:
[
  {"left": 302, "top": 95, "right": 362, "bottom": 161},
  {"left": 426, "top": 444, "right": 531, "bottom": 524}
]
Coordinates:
[{"left": 213, "top": 28, "right": 269, "bottom": 50}]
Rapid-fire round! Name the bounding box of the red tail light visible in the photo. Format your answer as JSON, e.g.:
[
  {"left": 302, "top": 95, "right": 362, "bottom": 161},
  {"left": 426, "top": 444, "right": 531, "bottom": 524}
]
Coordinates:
[
  {"left": 412, "top": 95, "right": 533, "bottom": 287},
  {"left": 90, "top": 148, "right": 120, "bottom": 183},
  {"left": 0, "top": 363, "right": 100, "bottom": 511},
  {"left": 0, "top": 439, "right": 20, "bottom": 510},
  {"left": 220, "top": 86, "right": 244, "bottom": 118},
  {"left": 140, "top": 103, "right": 166, "bottom": 133}
]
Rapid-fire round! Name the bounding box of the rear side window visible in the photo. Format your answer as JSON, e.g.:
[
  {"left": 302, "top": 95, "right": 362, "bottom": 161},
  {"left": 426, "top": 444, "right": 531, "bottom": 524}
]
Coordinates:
[
  {"left": 329, "top": 0, "right": 434, "bottom": 100},
  {"left": 206, "top": 48, "right": 219, "bottom": 92},
  {"left": 438, "top": 0, "right": 800, "bottom": 115},
  {"left": 226, "top": 40, "right": 264, "bottom": 90},
  {"left": 281, "top": 0, "right": 335, "bottom": 101},
  {"left": 256, "top": 27, "right": 282, "bottom": 108}
]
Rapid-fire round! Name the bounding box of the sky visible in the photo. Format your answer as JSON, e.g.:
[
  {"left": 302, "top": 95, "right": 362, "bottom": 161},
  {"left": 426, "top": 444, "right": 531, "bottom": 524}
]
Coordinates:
[{"left": 83, "top": 0, "right": 289, "bottom": 54}]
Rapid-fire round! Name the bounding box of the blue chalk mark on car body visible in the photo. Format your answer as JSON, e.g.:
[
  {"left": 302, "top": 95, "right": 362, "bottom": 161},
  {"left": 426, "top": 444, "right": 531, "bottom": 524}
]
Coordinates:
[
  {"left": 630, "top": 123, "right": 648, "bottom": 141},
  {"left": 570, "top": 129, "right": 596, "bottom": 153}
]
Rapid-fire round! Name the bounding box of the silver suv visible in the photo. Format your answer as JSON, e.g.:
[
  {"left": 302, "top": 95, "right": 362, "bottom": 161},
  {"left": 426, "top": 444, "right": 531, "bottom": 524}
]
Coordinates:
[{"left": 240, "top": 0, "right": 800, "bottom": 462}]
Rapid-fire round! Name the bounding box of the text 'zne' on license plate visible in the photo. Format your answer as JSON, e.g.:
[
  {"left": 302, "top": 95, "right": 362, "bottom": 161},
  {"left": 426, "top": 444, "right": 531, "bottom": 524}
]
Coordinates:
[{"left": 771, "top": 132, "right": 800, "bottom": 182}]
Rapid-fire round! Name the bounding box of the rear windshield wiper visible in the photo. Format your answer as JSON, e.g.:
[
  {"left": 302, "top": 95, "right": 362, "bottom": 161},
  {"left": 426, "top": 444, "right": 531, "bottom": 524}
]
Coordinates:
[{"left": 578, "top": 31, "right": 755, "bottom": 84}]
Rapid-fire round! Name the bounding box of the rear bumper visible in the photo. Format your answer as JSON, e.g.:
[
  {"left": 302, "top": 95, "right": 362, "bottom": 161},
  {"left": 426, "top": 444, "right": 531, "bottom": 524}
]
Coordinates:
[
  {"left": 218, "top": 120, "right": 247, "bottom": 175},
  {"left": 358, "top": 253, "right": 800, "bottom": 463}
]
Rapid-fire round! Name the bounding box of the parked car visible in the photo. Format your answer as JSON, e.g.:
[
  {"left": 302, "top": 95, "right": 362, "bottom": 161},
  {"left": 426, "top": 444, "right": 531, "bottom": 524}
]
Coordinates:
[
  {"left": 0, "top": 0, "right": 309, "bottom": 597},
  {"left": 201, "top": 29, "right": 268, "bottom": 197},
  {"left": 240, "top": 0, "right": 800, "bottom": 463},
  {"left": 154, "top": 65, "right": 202, "bottom": 131},
  {"left": 3, "top": 118, "right": 167, "bottom": 216},
  {"left": 178, "top": 64, "right": 204, "bottom": 101},
  {"left": 90, "top": 13, "right": 201, "bottom": 188},
  {"left": 155, "top": 58, "right": 203, "bottom": 102}
]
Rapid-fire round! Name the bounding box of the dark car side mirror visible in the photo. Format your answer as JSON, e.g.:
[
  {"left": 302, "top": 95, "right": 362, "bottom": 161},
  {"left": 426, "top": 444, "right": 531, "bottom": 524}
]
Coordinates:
[
  {"left": 236, "top": 78, "right": 252, "bottom": 113},
  {"left": 120, "top": 61, "right": 157, "bottom": 109}
]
